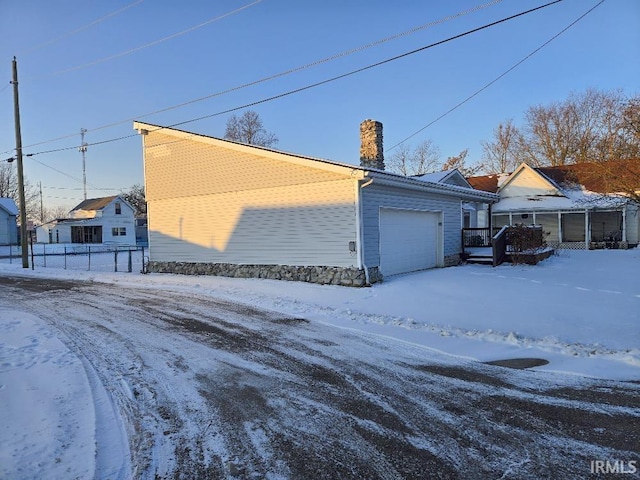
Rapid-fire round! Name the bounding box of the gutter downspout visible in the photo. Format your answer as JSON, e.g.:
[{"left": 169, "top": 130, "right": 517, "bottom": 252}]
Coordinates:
[{"left": 356, "top": 176, "right": 374, "bottom": 285}]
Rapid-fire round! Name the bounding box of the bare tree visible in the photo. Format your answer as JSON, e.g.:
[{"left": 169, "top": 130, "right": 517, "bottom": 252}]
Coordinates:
[
  {"left": 42, "top": 205, "right": 71, "bottom": 223},
  {"left": 386, "top": 140, "right": 440, "bottom": 176},
  {"left": 120, "top": 183, "right": 146, "bottom": 217},
  {"left": 517, "top": 89, "right": 640, "bottom": 166},
  {"left": 441, "top": 149, "right": 481, "bottom": 177},
  {"left": 480, "top": 120, "right": 522, "bottom": 173},
  {"left": 224, "top": 110, "right": 278, "bottom": 148},
  {"left": 0, "top": 162, "right": 39, "bottom": 220}
]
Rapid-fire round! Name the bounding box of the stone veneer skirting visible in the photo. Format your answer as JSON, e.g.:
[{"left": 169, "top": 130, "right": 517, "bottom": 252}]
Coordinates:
[
  {"left": 444, "top": 254, "right": 461, "bottom": 267},
  {"left": 147, "top": 261, "right": 383, "bottom": 287}
]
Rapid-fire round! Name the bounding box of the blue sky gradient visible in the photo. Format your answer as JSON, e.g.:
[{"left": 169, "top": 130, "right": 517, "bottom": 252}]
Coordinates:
[{"left": 1, "top": 0, "right": 638, "bottom": 209}]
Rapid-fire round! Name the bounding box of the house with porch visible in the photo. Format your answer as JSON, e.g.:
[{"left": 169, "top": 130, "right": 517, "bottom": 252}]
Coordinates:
[
  {"left": 36, "top": 195, "right": 136, "bottom": 245},
  {"left": 468, "top": 161, "right": 640, "bottom": 249},
  {"left": 0, "top": 198, "right": 18, "bottom": 245}
]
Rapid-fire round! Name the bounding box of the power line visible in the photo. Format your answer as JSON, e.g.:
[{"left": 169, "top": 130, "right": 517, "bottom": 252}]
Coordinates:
[
  {"left": 88, "top": 0, "right": 504, "bottom": 130},
  {"left": 43, "top": 185, "right": 120, "bottom": 191},
  {"left": 19, "top": 0, "right": 145, "bottom": 56},
  {"left": 5, "top": 0, "right": 504, "bottom": 154},
  {"left": 42, "top": 0, "right": 263, "bottom": 78},
  {"left": 29, "top": 157, "right": 121, "bottom": 194},
  {"left": 387, "top": 0, "right": 605, "bottom": 151},
  {"left": 25, "top": 0, "right": 564, "bottom": 159}
]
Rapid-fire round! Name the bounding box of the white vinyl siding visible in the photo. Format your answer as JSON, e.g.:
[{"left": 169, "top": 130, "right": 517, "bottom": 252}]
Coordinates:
[
  {"left": 144, "top": 129, "right": 359, "bottom": 267},
  {"left": 361, "top": 184, "right": 460, "bottom": 268},
  {"left": 144, "top": 132, "right": 348, "bottom": 202},
  {"left": 500, "top": 166, "right": 559, "bottom": 198},
  {"left": 147, "top": 179, "right": 358, "bottom": 267}
]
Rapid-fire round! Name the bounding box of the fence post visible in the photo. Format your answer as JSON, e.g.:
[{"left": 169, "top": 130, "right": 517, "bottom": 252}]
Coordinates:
[
  {"left": 128, "top": 249, "right": 132, "bottom": 273},
  {"left": 43, "top": 243, "right": 46, "bottom": 268},
  {"left": 114, "top": 249, "right": 118, "bottom": 272},
  {"left": 88, "top": 246, "right": 91, "bottom": 271},
  {"left": 9, "top": 244, "right": 12, "bottom": 264},
  {"left": 64, "top": 247, "right": 67, "bottom": 270},
  {"left": 29, "top": 234, "right": 34, "bottom": 270}
]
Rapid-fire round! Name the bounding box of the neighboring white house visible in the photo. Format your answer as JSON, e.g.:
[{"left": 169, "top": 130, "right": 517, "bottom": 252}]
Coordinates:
[
  {"left": 36, "top": 196, "right": 136, "bottom": 245},
  {"left": 134, "top": 120, "right": 497, "bottom": 285},
  {"left": 468, "top": 161, "right": 640, "bottom": 249},
  {"left": 0, "top": 198, "right": 18, "bottom": 245}
]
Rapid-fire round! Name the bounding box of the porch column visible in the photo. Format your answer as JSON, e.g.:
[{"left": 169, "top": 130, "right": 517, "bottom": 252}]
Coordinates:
[
  {"left": 622, "top": 207, "right": 627, "bottom": 242},
  {"left": 532, "top": 211, "right": 536, "bottom": 225},
  {"left": 584, "top": 209, "right": 589, "bottom": 250},
  {"left": 558, "top": 212, "right": 563, "bottom": 243},
  {"left": 509, "top": 212, "right": 513, "bottom": 225}
]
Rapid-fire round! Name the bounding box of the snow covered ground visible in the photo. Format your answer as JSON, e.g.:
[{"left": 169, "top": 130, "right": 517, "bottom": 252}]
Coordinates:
[
  {"left": 1, "top": 248, "right": 639, "bottom": 478},
  {"left": 2, "top": 247, "right": 637, "bottom": 379}
]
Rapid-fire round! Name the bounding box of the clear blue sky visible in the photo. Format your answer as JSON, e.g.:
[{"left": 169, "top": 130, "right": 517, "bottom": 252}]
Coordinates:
[{"left": 1, "top": 0, "right": 638, "bottom": 210}]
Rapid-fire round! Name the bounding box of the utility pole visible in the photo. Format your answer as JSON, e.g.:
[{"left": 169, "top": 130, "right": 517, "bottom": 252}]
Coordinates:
[
  {"left": 39, "top": 181, "right": 43, "bottom": 223},
  {"left": 79, "top": 128, "right": 88, "bottom": 200},
  {"left": 11, "top": 56, "right": 28, "bottom": 269}
]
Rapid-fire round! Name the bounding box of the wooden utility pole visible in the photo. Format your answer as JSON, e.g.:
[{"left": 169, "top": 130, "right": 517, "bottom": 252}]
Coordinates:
[
  {"left": 11, "top": 56, "right": 29, "bottom": 268},
  {"left": 39, "top": 181, "right": 43, "bottom": 223}
]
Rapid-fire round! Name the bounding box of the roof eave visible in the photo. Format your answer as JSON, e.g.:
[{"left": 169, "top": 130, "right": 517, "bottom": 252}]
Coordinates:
[{"left": 365, "top": 171, "right": 499, "bottom": 202}]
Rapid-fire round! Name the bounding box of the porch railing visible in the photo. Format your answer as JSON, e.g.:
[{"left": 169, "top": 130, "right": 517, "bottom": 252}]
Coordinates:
[
  {"left": 461, "top": 228, "right": 493, "bottom": 251},
  {"left": 491, "top": 226, "right": 508, "bottom": 267}
]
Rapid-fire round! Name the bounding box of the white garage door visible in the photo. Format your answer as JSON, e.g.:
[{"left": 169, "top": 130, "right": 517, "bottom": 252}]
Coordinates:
[{"left": 379, "top": 208, "right": 439, "bottom": 276}]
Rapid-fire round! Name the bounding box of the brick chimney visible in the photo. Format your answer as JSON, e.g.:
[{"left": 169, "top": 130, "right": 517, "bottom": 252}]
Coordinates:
[{"left": 359, "top": 119, "right": 384, "bottom": 170}]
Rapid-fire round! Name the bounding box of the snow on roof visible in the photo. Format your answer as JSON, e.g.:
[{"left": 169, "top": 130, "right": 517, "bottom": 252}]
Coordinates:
[
  {"left": 0, "top": 198, "right": 19, "bottom": 215},
  {"left": 492, "top": 189, "right": 627, "bottom": 213},
  {"left": 413, "top": 170, "right": 452, "bottom": 183}
]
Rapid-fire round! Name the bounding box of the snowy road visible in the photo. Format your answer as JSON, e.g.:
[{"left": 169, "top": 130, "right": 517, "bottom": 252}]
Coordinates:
[{"left": 2, "top": 275, "right": 639, "bottom": 479}]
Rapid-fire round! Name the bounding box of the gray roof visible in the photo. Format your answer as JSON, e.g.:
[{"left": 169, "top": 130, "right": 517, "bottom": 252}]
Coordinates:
[
  {"left": 0, "top": 198, "right": 19, "bottom": 215},
  {"left": 71, "top": 195, "right": 119, "bottom": 212}
]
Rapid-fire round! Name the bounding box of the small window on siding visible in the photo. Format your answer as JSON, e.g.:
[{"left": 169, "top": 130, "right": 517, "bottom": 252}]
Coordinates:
[
  {"left": 115, "top": 202, "right": 122, "bottom": 215},
  {"left": 112, "top": 227, "right": 126, "bottom": 236}
]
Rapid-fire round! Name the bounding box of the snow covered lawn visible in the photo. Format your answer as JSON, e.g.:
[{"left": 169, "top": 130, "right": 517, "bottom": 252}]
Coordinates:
[
  {"left": 0, "top": 248, "right": 638, "bottom": 478},
  {"left": 5, "top": 248, "right": 636, "bottom": 378}
]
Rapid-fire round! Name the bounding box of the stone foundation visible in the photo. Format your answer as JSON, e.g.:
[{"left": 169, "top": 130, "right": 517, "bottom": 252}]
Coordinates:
[
  {"left": 444, "top": 254, "right": 461, "bottom": 267},
  {"left": 147, "top": 261, "right": 383, "bottom": 287}
]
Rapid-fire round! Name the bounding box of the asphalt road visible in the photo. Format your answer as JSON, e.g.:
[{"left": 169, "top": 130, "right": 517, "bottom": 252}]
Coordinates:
[{"left": 1, "top": 275, "right": 639, "bottom": 479}]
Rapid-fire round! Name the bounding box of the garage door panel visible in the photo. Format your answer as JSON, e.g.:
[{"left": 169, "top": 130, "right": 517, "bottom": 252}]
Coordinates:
[{"left": 379, "top": 208, "right": 439, "bottom": 276}]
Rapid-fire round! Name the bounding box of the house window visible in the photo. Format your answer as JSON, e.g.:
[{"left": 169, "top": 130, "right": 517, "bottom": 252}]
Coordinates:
[
  {"left": 115, "top": 202, "right": 122, "bottom": 215},
  {"left": 112, "top": 227, "right": 126, "bottom": 236}
]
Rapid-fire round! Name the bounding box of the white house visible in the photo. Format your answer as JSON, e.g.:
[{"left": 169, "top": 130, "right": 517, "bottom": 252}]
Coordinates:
[
  {"left": 134, "top": 120, "right": 498, "bottom": 285},
  {"left": 36, "top": 196, "right": 136, "bottom": 245},
  {"left": 468, "top": 161, "right": 640, "bottom": 249},
  {"left": 0, "top": 198, "right": 18, "bottom": 245}
]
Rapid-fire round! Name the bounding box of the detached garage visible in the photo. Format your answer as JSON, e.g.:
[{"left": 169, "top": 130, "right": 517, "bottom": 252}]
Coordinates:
[{"left": 135, "top": 119, "right": 497, "bottom": 285}]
